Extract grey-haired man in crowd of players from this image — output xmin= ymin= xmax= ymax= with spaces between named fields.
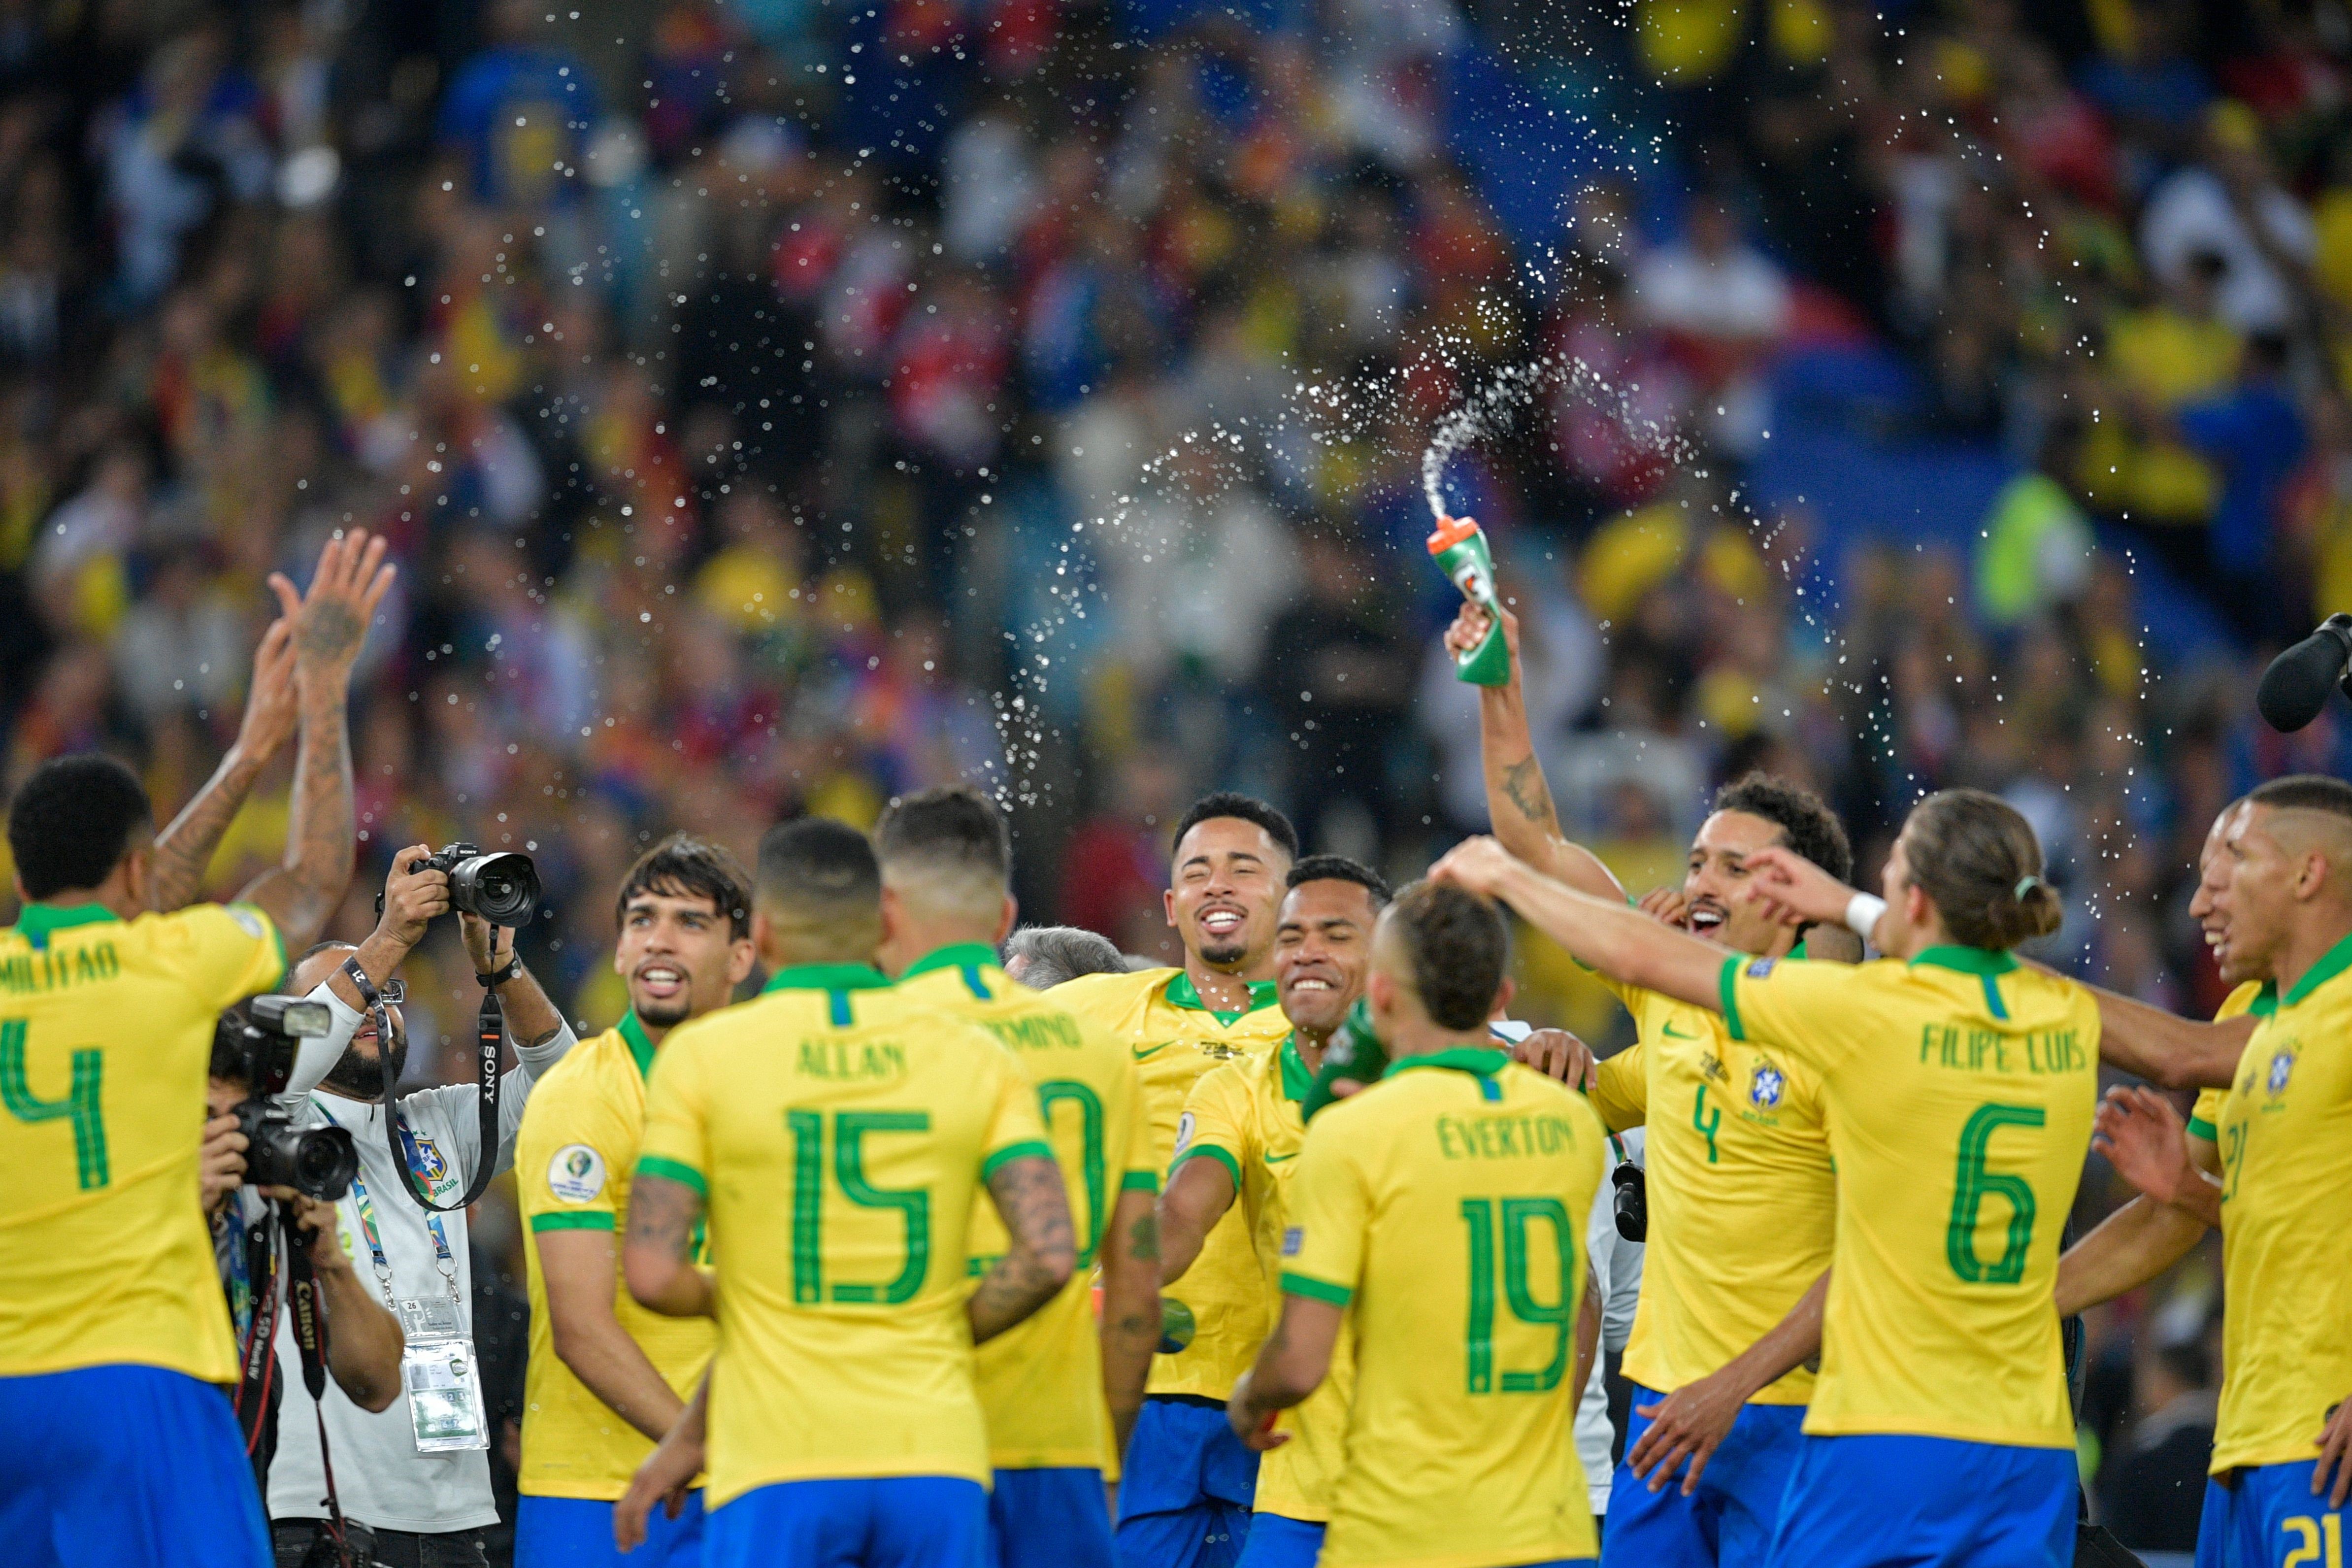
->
xmin=259 ymin=845 xmax=577 ymax=1568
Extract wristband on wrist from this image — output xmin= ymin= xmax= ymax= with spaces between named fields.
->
xmin=477 ymin=954 xmax=524 ymax=988
xmin=1845 ymin=892 xmax=1887 ymax=945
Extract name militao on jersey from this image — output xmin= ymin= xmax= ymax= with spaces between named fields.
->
xmin=896 ymin=943 xmax=1157 ymax=1473
xmin=515 ymin=1012 xmax=715 ymax=1499
xmin=1053 ymin=966 xmax=1290 ymax=1401
xmin=637 ymin=963 xmax=1050 ymax=1506
xmin=0 ymin=900 xmax=284 ymax=1385
xmin=1723 ymin=948 xmax=2099 ymax=1448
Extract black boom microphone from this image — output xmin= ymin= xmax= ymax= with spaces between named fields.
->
xmin=2257 ymin=614 xmax=2352 ymax=733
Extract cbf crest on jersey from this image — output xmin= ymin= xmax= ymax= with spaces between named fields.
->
xmin=1749 ymin=1061 xmax=1787 ymax=1111
xmin=2266 ymin=1044 xmax=2296 ymax=1097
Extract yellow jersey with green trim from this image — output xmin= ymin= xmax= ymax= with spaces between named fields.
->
xmin=1052 ymin=965 xmax=1290 ymax=1400
xmin=2185 ymin=980 xmax=2274 ymax=1144
xmin=897 ymin=943 xmax=1156 ymax=1472
xmin=515 ymin=1012 xmax=715 ymax=1499
xmin=2212 ymin=933 xmax=2352 ymax=1472
xmin=1283 ymin=1047 xmax=1606 ymax=1568
xmin=1179 ymin=1036 xmax=1352 ymax=1523
xmin=1722 ymin=947 xmax=2098 ymax=1447
xmin=0 ymin=900 xmax=285 ymax=1382
xmin=637 ymin=963 xmax=1052 ymax=1505
xmin=1587 ymin=966 xmax=1832 ymax=1404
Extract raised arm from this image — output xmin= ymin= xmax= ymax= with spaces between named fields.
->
xmin=149 ymin=620 xmax=299 ymax=911
xmin=968 ymin=1154 xmax=1078 ymax=1343
xmin=623 ymin=1170 xmax=716 ymax=1319
xmin=1432 ymin=837 xmax=1729 ymax=1011
xmin=1097 ymin=1186 xmax=1161 ymax=1460
xmin=1447 ymin=603 xmax=1627 ymax=903
xmin=235 ymin=531 xmax=396 ymax=948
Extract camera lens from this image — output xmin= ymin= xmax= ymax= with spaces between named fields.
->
xmin=292 ymin=1125 xmax=359 ymax=1202
xmin=450 ymin=852 xmax=540 ymax=925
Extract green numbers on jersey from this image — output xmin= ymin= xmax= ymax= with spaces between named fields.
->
xmin=786 ymin=1108 xmax=932 ymax=1304
xmin=0 ymin=1020 xmax=107 ymax=1190
xmin=1458 ymin=1197 xmax=1575 ymax=1394
xmin=1946 ymin=1102 xmax=2043 ymax=1285
xmin=1037 ymin=1079 xmax=1107 ymax=1268
xmin=2221 ymin=1121 xmax=2249 ymax=1203
xmin=1692 ymin=1083 xmax=1722 ymax=1164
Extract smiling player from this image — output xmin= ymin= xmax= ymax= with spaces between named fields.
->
xmin=513 ymin=836 xmax=757 ymax=1568
xmin=1055 ymin=794 xmax=1298 ymax=1568
xmin=1444 ymin=601 xmax=1855 ymax=1566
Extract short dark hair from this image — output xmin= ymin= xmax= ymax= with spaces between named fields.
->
xmin=1286 ymin=854 xmax=1392 ymax=907
xmin=617 ymin=834 xmax=753 ymax=940
xmin=1001 ymin=925 xmax=1130 ymax=988
xmin=757 ymin=817 xmax=882 ymax=916
xmin=1902 ymin=789 xmax=2063 ymax=950
xmin=1386 ymin=880 xmax=1510 ymax=1031
xmin=1171 ymin=792 xmax=1298 ymax=862
xmin=1712 ymin=772 xmax=1852 ymax=882
xmin=2248 ymin=774 xmax=2352 ymax=822
xmin=7 ymin=755 xmax=154 ymax=900
xmin=873 ymin=786 xmax=1013 ymax=888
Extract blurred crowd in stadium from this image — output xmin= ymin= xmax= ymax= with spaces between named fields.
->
xmin=3 ymin=0 xmax=2350 ymax=1550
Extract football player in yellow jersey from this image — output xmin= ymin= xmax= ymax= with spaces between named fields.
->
xmin=1162 ymin=854 xmax=1390 ymax=1568
xmin=1052 ymin=792 xmax=1298 ymax=1568
xmin=618 ymin=816 xmax=1077 ymax=1568
xmin=0 ymin=530 xmax=387 ymax=1568
xmin=2056 ymin=801 xmax=2261 ymax=1317
xmin=871 ymin=784 xmax=1162 ymax=1568
xmin=1231 ymin=880 xmax=1608 ymax=1568
xmin=512 ymin=834 xmax=756 ymax=1568
xmin=2083 ymin=778 xmax=2352 ymax=1568
xmin=1443 ymin=601 xmax=1853 ymax=1567
xmin=1436 ymin=784 xmax=2102 ymax=1568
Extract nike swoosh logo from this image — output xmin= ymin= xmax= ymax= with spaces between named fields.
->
xmin=1133 ymin=1043 xmax=1175 ymax=1061
xmin=1263 ymin=1152 xmax=1298 ymax=1164
xmin=1660 ymin=1022 xmax=1699 ymax=1039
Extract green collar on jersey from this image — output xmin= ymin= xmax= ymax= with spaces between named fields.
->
xmin=1386 ymin=1045 xmax=1512 ymax=1079
xmin=14 ymin=902 xmax=119 ymax=942
xmin=1907 ymin=945 xmax=2021 ymax=976
xmin=2282 ymin=929 xmax=2352 ymax=1009
xmin=762 ymin=963 xmax=893 ymax=995
xmin=618 ymin=1011 xmax=656 ymax=1080
xmin=902 ymin=942 xmax=1002 ymax=981
xmin=1278 ymin=1034 xmax=1313 ymax=1101
xmin=2246 ymin=980 xmax=2279 ymax=1017
xmin=1165 ymin=970 xmax=1279 ymax=1026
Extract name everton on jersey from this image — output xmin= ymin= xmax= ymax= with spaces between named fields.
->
xmin=1434 ymin=1110 xmax=1587 ymax=1162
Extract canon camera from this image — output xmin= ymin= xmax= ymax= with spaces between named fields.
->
xmin=211 ymin=995 xmax=358 ymax=1201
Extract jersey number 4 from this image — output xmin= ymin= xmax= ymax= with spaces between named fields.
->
xmin=1459 ymin=1197 xmax=1575 ymax=1394
xmin=786 ymin=1108 xmax=930 ymax=1304
xmin=0 ymin=1020 xmax=108 ymax=1190
xmin=1947 ymin=1102 xmax=2042 ymax=1285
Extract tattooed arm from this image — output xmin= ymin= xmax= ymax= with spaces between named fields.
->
xmin=969 ymin=1154 xmax=1077 ymax=1344
xmin=1098 ymin=1187 xmax=1161 ymax=1459
xmin=623 ymin=1172 xmax=716 ymax=1318
xmin=1442 ymin=602 xmax=1625 ymax=902
xmin=150 ymin=619 xmax=299 ymax=911
xmin=1156 ymin=1150 xmax=1235 ymax=1285
xmin=1227 ymin=1294 xmax=1342 ymax=1448
xmin=236 ymin=530 xmax=397 ymax=949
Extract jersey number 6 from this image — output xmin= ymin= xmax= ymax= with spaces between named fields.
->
xmin=1947 ymin=1101 xmax=2043 ymax=1285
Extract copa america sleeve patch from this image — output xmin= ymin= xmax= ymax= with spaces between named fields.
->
xmin=228 ymin=905 xmax=265 ymax=939
xmin=1282 ymin=1226 xmax=1304 ymax=1257
xmin=547 ymin=1143 xmax=608 ymax=1203
xmin=1173 ymin=1112 xmax=1195 ymax=1156
xmin=1747 ymin=958 xmax=1777 ymax=979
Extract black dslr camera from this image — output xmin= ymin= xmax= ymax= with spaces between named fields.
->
xmin=381 ymin=842 xmax=541 ymax=925
xmin=212 ymin=995 xmax=359 ymax=1201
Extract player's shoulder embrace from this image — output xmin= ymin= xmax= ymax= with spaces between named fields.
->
xmin=1050 ymin=965 xmax=1172 ymax=1013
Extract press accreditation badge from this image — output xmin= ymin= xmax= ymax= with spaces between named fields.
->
xmin=396 ymin=1297 xmax=490 ymax=1453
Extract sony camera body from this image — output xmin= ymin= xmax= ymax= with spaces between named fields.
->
xmin=379 ymin=841 xmax=540 ymax=926
xmin=212 ymin=995 xmax=359 ymax=1201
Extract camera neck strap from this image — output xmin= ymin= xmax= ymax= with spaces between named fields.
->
xmin=281 ymin=1206 xmax=362 ymax=1568
xmin=341 ymin=952 xmax=503 ymax=1215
